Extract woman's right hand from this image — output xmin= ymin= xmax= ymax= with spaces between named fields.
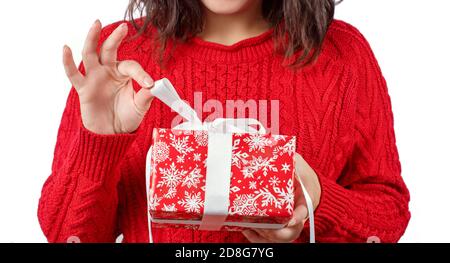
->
xmin=63 ymin=20 xmax=155 ymax=135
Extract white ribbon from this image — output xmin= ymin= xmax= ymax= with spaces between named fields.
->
xmin=295 ymin=169 xmax=315 ymax=243
xmin=147 ymin=78 xmax=315 ymax=243
xmin=151 ymin=79 xmax=266 ymax=134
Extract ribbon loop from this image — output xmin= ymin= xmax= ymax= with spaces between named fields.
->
xmin=152 ymin=78 xmax=202 ymax=125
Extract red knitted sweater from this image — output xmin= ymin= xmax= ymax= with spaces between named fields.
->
xmin=38 ymin=19 xmax=410 ymax=243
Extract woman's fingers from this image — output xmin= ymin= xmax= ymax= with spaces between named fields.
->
xmin=100 ymin=23 xmax=128 ymax=65
xmin=117 ymin=60 xmax=154 ymax=88
xmin=82 ymin=20 xmax=102 ymax=72
xmin=253 ymin=222 xmax=303 ymax=243
xmin=134 ymin=86 xmax=155 ymax=116
xmin=117 ymin=60 xmax=154 ymax=116
xmin=288 ymin=204 xmax=309 ymax=227
xmin=249 ymin=204 xmax=308 ymax=243
xmin=242 ymin=230 xmax=272 ymax=243
xmin=62 ymin=45 xmax=84 ymax=89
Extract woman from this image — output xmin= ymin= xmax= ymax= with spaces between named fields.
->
xmin=38 ymin=0 xmax=410 ymax=243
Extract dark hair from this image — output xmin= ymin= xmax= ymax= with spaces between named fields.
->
xmin=126 ymin=0 xmax=341 ymax=67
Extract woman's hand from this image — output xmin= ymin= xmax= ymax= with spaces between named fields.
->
xmin=243 ymin=153 xmax=321 ymax=243
xmin=63 ymin=20 xmax=155 ymax=135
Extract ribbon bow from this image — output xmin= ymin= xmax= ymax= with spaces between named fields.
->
xmin=151 ymin=78 xmax=266 ymax=134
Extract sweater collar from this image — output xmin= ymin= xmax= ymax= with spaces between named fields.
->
xmin=175 ymin=28 xmax=276 ymax=63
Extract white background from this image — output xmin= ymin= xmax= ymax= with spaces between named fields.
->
xmin=0 ymin=0 xmax=449 ymax=243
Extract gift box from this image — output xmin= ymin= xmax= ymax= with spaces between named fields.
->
xmin=148 ymin=128 xmax=297 ymax=230
xmin=145 ymin=79 xmax=298 ymax=231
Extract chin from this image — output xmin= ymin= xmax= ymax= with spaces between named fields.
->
xmin=200 ymin=0 xmax=260 ymax=15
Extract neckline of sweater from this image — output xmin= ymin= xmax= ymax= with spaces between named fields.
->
xmin=176 ymin=27 xmax=277 ymax=63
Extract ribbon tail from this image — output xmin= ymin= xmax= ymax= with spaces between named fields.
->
xmin=199 ymin=132 xmax=233 ymax=230
xmin=152 ymin=79 xmax=202 ymax=125
xmin=294 ymin=166 xmax=316 ymax=243
xmin=146 ymin=146 xmax=154 ymax=243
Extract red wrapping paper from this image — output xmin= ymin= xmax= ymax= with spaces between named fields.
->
xmin=148 ymin=128 xmax=296 ymax=230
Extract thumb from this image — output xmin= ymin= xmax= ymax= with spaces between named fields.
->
xmin=287 ymin=204 xmax=308 ymax=227
xmin=134 ymin=86 xmax=154 ymax=115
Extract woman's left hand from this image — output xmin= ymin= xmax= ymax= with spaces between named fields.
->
xmin=243 ymin=153 xmax=322 ymax=243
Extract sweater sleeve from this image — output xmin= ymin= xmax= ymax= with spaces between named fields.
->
xmin=37 ymin=23 xmax=137 ymax=243
xmin=310 ymin=27 xmax=411 ymax=243
xmin=37 ymin=87 xmax=136 ymax=243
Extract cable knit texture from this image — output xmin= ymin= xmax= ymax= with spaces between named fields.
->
xmin=38 ymin=19 xmax=410 ymax=243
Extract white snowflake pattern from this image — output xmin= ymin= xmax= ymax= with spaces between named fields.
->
xmin=149 ymin=193 xmax=162 ymax=210
xmin=182 ymin=166 xmax=202 ymax=189
xmin=256 ymin=208 xmax=268 ymax=217
xmin=272 ymin=135 xmax=287 ymax=142
xmin=230 ymin=186 xmax=241 ymax=193
xmin=162 ymin=203 xmax=177 ymax=212
xmin=242 ymin=155 xmax=278 ymax=178
xmin=274 ymin=179 xmax=295 ymax=213
xmin=193 ymin=153 xmax=202 ymax=162
xmin=284 ymin=138 xmax=296 ymax=156
xmin=272 ymin=137 xmax=296 ymax=157
xmin=231 ymin=139 xmax=249 ymax=169
xmin=157 ymin=162 xmax=187 ymax=189
xmin=275 ymin=138 xmax=296 ymax=156
xmin=176 ymin=155 xmax=185 ymax=163
xmin=231 ymin=151 xmax=249 ymax=169
xmin=178 ymin=191 xmax=204 ymax=213
xmin=194 ymin=131 xmax=208 ymax=146
xmin=281 ymin=163 xmax=291 ymax=174
xmin=164 ymin=187 xmax=177 ymax=198
xmin=249 ymin=181 xmax=257 ymax=190
xmin=232 ymin=139 xmax=241 ymax=149
xmin=229 ymin=194 xmax=258 ymax=216
xmin=152 ymin=141 xmax=170 ymax=163
xmin=254 ymin=187 xmax=281 ymax=209
xmin=230 ymin=185 xmax=289 ymax=216
xmin=269 ymin=176 xmax=280 ymax=187
xmin=170 ymin=134 xmax=194 ymax=155
xmin=243 ymin=134 xmax=273 ymax=153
